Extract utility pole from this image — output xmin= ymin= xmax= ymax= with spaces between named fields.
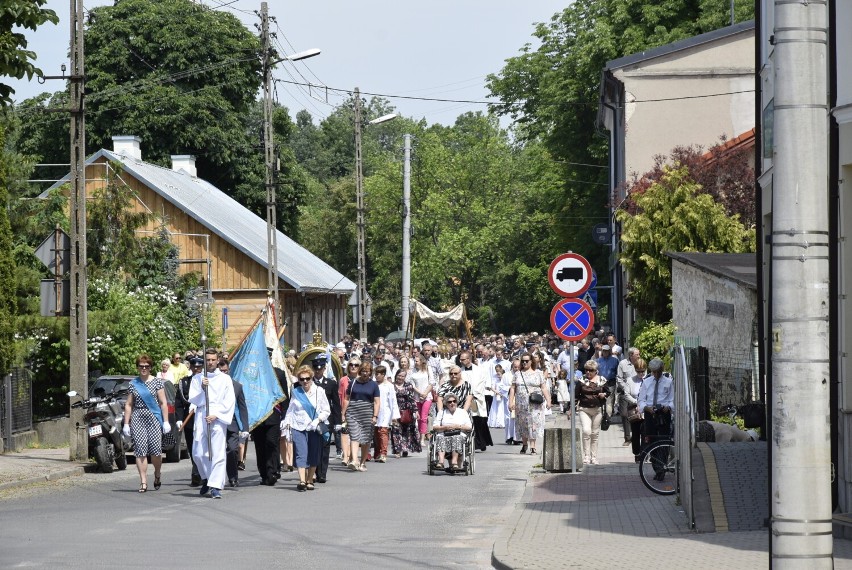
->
xmin=261 ymin=2 xmax=280 ymax=329
xmin=401 ymin=134 xmax=411 ymax=332
xmin=770 ymin=1 xmax=832 ymax=566
xmin=354 ymin=88 xmax=368 ymax=342
xmin=68 ymin=0 xmax=88 ymax=462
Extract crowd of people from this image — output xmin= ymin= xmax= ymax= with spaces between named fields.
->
xmin=120 ymin=329 xmax=674 ymax=496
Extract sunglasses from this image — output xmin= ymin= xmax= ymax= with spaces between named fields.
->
xmin=137 ymin=364 xmax=151 ymax=369
xmin=298 ymin=377 xmax=312 ymax=382
xmin=449 ymin=372 xmax=460 ymax=376
xmin=348 ymin=364 xmax=359 ymax=368
xmin=521 ymin=359 xmax=531 ymax=363
xmin=446 ymin=400 xmax=457 ymax=405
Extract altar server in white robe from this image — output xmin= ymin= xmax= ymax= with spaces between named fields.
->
xmin=189 ymin=348 xmax=235 ymax=498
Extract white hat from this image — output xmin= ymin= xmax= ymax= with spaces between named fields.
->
xmin=335 ymin=342 xmax=345 ymax=350
xmin=612 ymin=346 xmax=622 ymax=356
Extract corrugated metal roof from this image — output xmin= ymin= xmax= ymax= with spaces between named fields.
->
xmin=47 ymin=150 xmax=355 ymax=294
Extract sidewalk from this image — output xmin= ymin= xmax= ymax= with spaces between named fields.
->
xmin=0 ymin=447 xmax=89 ymax=492
xmin=492 ymin=412 xmax=852 ymax=569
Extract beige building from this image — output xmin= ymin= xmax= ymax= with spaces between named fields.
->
xmin=597 ymin=20 xmax=755 ymax=344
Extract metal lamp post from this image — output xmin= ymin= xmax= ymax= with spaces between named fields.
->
xmin=353 ymin=89 xmax=396 ymax=341
xmin=261 ymin=2 xmax=320 ymax=328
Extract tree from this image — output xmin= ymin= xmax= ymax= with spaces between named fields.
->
xmin=486 ymin=0 xmax=755 ymax=284
xmin=0 ymin=123 xmax=18 ymax=374
xmin=0 ymin=0 xmax=58 ymax=105
xmin=615 ymin=166 xmax=755 ymax=321
xmin=627 ymin=137 xmax=756 ymax=227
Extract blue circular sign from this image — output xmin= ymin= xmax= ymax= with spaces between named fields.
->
xmin=550 ymin=298 xmax=595 ymax=342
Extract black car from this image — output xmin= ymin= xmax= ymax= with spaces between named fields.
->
xmin=89 ymin=374 xmax=187 ymax=463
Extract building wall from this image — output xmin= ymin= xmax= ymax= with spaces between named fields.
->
xmin=671 ymin=260 xmax=757 ymax=363
xmin=614 ymin=30 xmax=755 ymax=178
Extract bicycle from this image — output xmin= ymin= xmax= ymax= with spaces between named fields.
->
xmin=638 ymin=409 xmax=677 ymax=495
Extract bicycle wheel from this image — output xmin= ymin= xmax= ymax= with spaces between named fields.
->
xmin=639 ymin=440 xmax=676 ymax=495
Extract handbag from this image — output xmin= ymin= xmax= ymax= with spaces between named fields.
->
xmin=442 ymin=429 xmax=461 ymax=437
xmin=519 ymin=372 xmax=545 ymax=406
xmin=317 ymin=421 xmax=331 ymax=444
xmin=399 ymin=409 xmax=414 ymax=425
xmin=162 ymin=428 xmax=176 ymax=450
xmin=600 ymin=408 xmax=611 ymax=431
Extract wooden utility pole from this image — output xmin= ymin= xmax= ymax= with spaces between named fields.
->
xmin=260 ymin=2 xmax=280 ymax=328
xmin=68 ymin=0 xmax=88 ymax=462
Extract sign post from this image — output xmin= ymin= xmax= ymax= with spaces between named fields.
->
xmin=548 ymin=252 xmax=595 ymax=474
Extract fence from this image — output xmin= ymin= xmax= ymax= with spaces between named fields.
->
xmin=672 ymin=344 xmax=696 ymax=529
xmin=1 ymin=368 xmax=34 ymax=448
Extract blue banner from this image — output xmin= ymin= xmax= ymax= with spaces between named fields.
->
xmin=229 ymin=320 xmax=286 ymax=430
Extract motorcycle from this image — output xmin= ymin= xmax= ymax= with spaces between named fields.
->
xmin=67 ymin=389 xmax=132 ymax=473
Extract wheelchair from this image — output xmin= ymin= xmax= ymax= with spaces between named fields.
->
xmin=426 ymin=412 xmax=475 ymax=476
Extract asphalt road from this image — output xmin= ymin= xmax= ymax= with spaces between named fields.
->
xmin=0 ymin=427 xmax=532 ymax=569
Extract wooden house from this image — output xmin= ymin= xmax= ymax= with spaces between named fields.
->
xmin=48 ymin=136 xmax=354 ymax=350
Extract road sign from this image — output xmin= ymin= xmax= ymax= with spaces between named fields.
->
xmin=592 ymin=223 xmax=610 ymax=245
xmin=550 ymin=298 xmax=595 ymax=342
xmin=35 ymin=229 xmax=71 ymax=275
xmin=548 ymin=253 xmax=593 ymax=297
xmin=582 ymin=290 xmax=597 ymax=310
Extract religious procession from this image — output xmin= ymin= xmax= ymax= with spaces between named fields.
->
xmin=120 ymin=299 xmax=672 ymax=498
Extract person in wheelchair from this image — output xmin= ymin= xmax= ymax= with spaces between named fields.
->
xmin=433 ymin=395 xmax=472 ymax=471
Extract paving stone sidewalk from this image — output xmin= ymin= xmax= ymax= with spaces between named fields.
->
xmin=492 ymin=412 xmax=852 ymax=569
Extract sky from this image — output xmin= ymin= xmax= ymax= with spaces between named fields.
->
xmin=9 ymin=0 xmax=571 ymax=127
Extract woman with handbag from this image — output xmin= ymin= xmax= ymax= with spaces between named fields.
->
xmin=507 ymin=354 xmax=551 ymax=455
xmin=574 ymin=360 xmax=610 ymax=465
xmin=390 ymin=369 xmax=421 ymax=457
xmin=281 ymin=365 xmax=330 ymax=491
xmin=625 ymin=358 xmax=647 ymax=461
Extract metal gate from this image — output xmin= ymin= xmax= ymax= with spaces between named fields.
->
xmin=1 ymin=368 xmax=33 ymax=448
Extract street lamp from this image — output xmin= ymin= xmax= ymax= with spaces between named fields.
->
xmin=353 ymin=87 xmax=397 ymax=341
xmin=260 ymin=2 xmax=320 ymax=328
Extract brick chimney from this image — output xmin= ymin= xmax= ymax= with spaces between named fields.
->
xmin=170 ymin=155 xmax=197 ymax=177
xmin=111 ymin=135 xmax=142 ymax=160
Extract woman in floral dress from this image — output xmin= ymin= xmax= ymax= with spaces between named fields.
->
xmin=390 ymin=369 xmax=421 ymax=456
xmin=508 ymin=354 xmax=551 ymax=455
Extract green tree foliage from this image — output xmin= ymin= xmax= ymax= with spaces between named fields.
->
xmin=616 ymin=166 xmax=755 ymax=321
xmin=630 ymin=319 xmax=676 ymax=369
xmin=486 ymin=0 xmax=754 ymax=285
xmin=0 ymin=0 xmax=58 ymax=105
xmin=0 ymin=123 xmax=18 ymax=374
xmin=299 ymin=109 xmax=566 ymax=335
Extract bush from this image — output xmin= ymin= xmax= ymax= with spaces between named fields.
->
xmin=630 ymin=319 xmax=675 ymax=368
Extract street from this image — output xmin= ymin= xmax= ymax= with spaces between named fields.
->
xmin=0 ymin=427 xmax=529 ymax=569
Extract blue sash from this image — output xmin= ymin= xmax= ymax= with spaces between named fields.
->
xmin=293 ymin=386 xmax=317 ymax=418
xmin=132 ymin=377 xmax=163 ymax=424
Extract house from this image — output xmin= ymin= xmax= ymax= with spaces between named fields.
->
xmin=668 ymin=252 xmax=758 ymax=411
xmin=597 ymin=20 xmax=756 ymax=344
xmin=47 ymin=136 xmax=355 ymax=350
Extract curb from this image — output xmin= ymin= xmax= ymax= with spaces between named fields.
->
xmin=0 ymin=464 xmax=88 ymax=492
xmin=491 ymin=470 xmax=537 ymax=570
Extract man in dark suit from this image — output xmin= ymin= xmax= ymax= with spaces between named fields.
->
xmin=311 ymin=355 xmax=340 ymax=484
xmin=219 ymin=358 xmax=249 ymax=487
xmin=251 ymin=365 xmax=286 ymax=487
xmin=176 ymin=356 xmax=203 ymax=486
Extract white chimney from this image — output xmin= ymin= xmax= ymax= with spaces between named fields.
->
xmin=111 ymin=135 xmax=142 ymax=160
xmin=171 ymin=155 xmax=197 ymax=177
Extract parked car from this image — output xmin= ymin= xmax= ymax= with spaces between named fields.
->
xmin=89 ymin=375 xmax=187 ymax=463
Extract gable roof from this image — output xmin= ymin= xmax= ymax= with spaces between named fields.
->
xmin=666 ymin=252 xmax=756 ymax=290
xmin=47 ymin=149 xmax=355 ymax=294
xmin=605 ymin=20 xmax=755 ymax=71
